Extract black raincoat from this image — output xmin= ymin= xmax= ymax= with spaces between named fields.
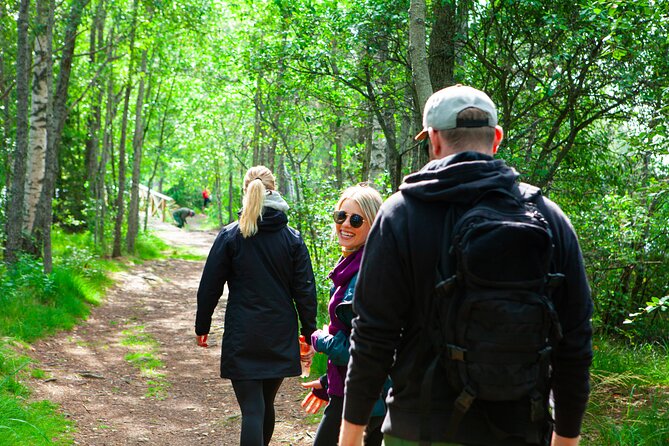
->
xmin=195 ymin=208 xmax=317 ymax=380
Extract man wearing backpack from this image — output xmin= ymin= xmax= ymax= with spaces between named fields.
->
xmin=340 ymin=85 xmax=592 ymax=446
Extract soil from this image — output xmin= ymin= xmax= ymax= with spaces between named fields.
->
xmin=29 ymin=214 xmax=318 ymax=445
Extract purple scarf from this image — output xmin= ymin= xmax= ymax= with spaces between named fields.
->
xmin=325 ymin=248 xmax=363 ymax=397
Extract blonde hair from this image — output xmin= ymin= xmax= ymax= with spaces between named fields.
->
xmin=335 ymin=183 xmax=383 ymax=225
xmin=239 ymin=166 xmax=276 ymax=238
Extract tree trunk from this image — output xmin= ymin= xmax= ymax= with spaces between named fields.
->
xmin=96 ymin=24 xmax=116 ymax=254
xmin=1 ymin=23 xmax=11 ymax=195
xmin=409 ymin=0 xmax=433 ymax=114
xmin=227 ymin=149 xmax=233 ymax=224
xmin=213 ymin=157 xmax=223 ymax=226
xmin=23 ymin=0 xmax=52 ymax=247
xmin=40 ymin=0 xmax=88 ymax=271
xmin=112 ymin=0 xmax=138 ymax=258
xmin=252 ymin=72 xmax=263 ymax=166
xmin=85 ymin=0 xmax=105 ymax=202
xmin=5 ymin=0 xmax=32 ymax=264
xmin=126 ymin=49 xmax=148 ymax=253
xmin=143 ymin=75 xmax=174 ymax=232
xmin=428 ymin=0 xmax=457 ymax=91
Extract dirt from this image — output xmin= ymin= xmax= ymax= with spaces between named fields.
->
xmin=29 ymin=215 xmax=318 ymax=445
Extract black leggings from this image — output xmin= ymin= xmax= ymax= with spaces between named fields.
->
xmin=231 ymin=378 xmax=284 ymax=446
xmin=313 ymin=395 xmax=383 ymax=446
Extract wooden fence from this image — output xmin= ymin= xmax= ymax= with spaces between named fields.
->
xmin=139 ymin=184 xmax=174 ymax=222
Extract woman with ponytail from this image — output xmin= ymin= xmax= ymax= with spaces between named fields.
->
xmin=195 ymin=166 xmax=317 ymax=446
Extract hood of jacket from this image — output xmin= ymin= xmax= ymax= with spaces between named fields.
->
xmin=256 ymin=207 xmax=288 ymax=232
xmin=235 ymin=191 xmax=290 ymax=233
xmin=399 ymin=151 xmax=520 ymax=203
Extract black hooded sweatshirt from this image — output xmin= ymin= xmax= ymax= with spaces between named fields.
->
xmin=343 ymin=152 xmax=592 ymax=445
xmin=195 ymin=207 xmax=317 ymax=380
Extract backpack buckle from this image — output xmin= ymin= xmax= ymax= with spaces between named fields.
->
xmin=455 ymin=385 xmax=477 ymax=413
xmin=435 ymin=275 xmax=456 ymax=298
xmin=546 ymin=273 xmax=565 ymax=288
xmin=538 ymin=346 xmax=552 ymax=361
xmin=530 ymin=390 xmax=544 ymax=422
xmin=447 ymin=344 xmax=467 ymax=361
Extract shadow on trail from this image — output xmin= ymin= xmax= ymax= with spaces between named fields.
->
xmin=27 ymin=215 xmax=316 ymax=445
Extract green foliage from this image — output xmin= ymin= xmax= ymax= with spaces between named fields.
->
xmin=133 ymin=231 xmax=170 ymax=261
xmin=584 ymin=337 xmax=669 ymax=445
xmin=0 ymin=344 xmax=73 ymax=445
xmin=0 ymin=230 xmax=111 ymax=342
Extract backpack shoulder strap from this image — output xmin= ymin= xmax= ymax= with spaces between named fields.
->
xmin=517 ymin=182 xmax=541 ymax=202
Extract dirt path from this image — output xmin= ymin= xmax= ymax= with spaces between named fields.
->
xmin=29 ymin=216 xmax=317 ymax=445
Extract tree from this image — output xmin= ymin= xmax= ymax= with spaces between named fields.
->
xmin=112 ymin=0 xmax=139 ymax=258
xmin=126 ymin=49 xmax=148 ymax=253
xmin=5 ymin=0 xmax=32 ymax=264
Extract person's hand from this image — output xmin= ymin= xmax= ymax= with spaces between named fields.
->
xmin=301 ymin=379 xmax=323 ymax=390
xmin=301 ymin=391 xmax=327 ymax=413
xmin=196 ymin=334 xmax=208 ymax=348
xmin=300 ymin=380 xmax=326 ymax=414
xmin=300 ymin=340 xmax=315 ymax=362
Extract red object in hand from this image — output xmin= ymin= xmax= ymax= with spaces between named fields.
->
xmin=301 ymin=391 xmax=327 ymax=414
xmin=197 ymin=334 xmax=208 ymax=348
xmin=299 ymin=335 xmax=313 ymax=377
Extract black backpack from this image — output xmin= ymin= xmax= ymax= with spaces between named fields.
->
xmin=418 ymin=184 xmax=564 ymax=446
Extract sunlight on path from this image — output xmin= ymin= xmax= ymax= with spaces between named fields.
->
xmin=147 ymin=214 xmax=218 ymax=258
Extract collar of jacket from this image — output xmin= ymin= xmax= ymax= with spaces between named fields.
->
xmin=399 ymin=151 xmax=519 ymax=204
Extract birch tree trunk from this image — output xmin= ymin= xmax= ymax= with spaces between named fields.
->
xmin=409 ymin=0 xmax=433 ymax=114
xmin=39 ymin=0 xmax=87 ymax=271
xmin=38 ymin=0 xmax=56 ymax=272
xmin=5 ymin=0 xmax=32 ymax=264
xmin=23 ymin=0 xmax=52 ymax=243
xmin=126 ymin=49 xmax=148 ymax=253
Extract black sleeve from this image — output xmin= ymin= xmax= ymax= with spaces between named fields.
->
xmin=541 ymin=198 xmax=593 ymax=438
xmin=344 ymin=200 xmax=412 ymax=425
xmin=291 ymin=236 xmax=317 ymax=343
xmin=195 ymin=227 xmax=234 ymax=335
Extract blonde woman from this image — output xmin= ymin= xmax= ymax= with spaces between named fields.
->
xmin=302 ymin=183 xmax=387 ymax=446
xmin=195 ymin=166 xmax=317 ymax=446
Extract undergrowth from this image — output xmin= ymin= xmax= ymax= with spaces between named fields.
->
xmin=582 ymin=336 xmax=669 ymax=445
xmin=0 ymin=228 xmax=170 ymax=445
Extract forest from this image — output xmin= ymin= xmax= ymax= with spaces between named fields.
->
xmin=0 ymin=0 xmax=668 ymax=444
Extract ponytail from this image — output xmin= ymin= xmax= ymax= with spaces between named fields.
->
xmin=239 ymin=166 xmax=276 ymax=238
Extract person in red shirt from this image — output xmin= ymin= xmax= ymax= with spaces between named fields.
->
xmin=202 ymin=187 xmax=211 ymax=209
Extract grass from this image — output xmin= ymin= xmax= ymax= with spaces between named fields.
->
xmin=582 ymin=336 xmax=669 ymax=445
xmin=120 ymin=326 xmax=170 ymax=399
xmin=0 ymin=227 xmax=180 ymax=445
xmin=0 ymin=343 xmax=73 ymax=445
xmin=135 ymin=230 xmax=207 ymax=261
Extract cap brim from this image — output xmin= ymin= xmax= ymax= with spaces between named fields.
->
xmin=414 ymin=129 xmax=428 ymax=141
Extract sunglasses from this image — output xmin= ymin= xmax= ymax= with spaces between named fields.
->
xmin=333 ymin=210 xmax=365 ymax=228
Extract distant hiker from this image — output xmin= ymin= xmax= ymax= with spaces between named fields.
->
xmin=195 ymin=165 xmax=317 ymax=446
xmin=202 ymin=187 xmax=211 ymax=209
xmin=339 ymin=85 xmax=593 ymax=446
xmin=302 ymin=183 xmax=388 ymax=446
xmin=172 ymin=208 xmax=195 ymax=228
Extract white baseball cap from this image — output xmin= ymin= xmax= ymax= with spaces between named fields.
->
xmin=415 ymin=85 xmax=498 ymax=140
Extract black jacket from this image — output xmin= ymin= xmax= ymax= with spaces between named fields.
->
xmin=195 ymin=208 xmax=317 ymax=380
xmin=343 ymin=152 xmax=593 ymax=444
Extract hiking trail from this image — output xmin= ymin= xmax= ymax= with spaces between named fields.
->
xmin=29 ymin=215 xmax=316 ymax=445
